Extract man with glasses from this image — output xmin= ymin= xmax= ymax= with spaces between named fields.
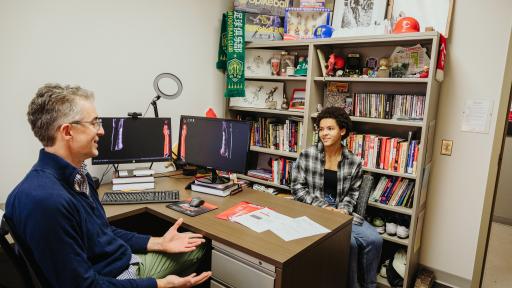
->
xmin=5 ymin=83 xmax=211 ymax=287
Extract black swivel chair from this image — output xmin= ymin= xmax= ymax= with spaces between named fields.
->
xmin=0 ymin=216 xmax=49 ymax=288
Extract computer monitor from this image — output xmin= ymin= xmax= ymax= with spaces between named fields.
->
xmin=92 ymin=117 xmax=172 ymax=165
xmin=178 ymin=115 xmax=251 ymax=184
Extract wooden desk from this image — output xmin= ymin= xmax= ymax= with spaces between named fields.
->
xmin=100 ymin=177 xmax=352 ymax=288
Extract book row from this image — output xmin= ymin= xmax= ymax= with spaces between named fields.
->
xmin=247 ymin=157 xmax=293 ymax=186
xmin=353 ymin=94 xmax=425 ymax=120
xmin=244 ymin=116 xmax=304 ymax=153
xmin=369 ymin=176 xmax=415 ymax=208
xmin=345 ymin=133 xmax=419 ymax=175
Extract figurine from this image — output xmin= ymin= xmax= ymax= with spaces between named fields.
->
xmin=377 ymin=57 xmax=390 ymax=78
xmin=419 ymin=66 xmax=429 ymax=78
xmin=281 ymin=93 xmax=289 ymax=110
xmin=326 ymin=53 xmax=345 ymax=76
xmin=294 ymin=56 xmax=308 ymax=76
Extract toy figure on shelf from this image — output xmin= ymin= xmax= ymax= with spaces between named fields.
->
xmin=326 ymin=53 xmax=345 ymax=76
xmin=419 ymin=66 xmax=430 ymax=78
xmin=377 ymin=57 xmax=390 ymax=78
xmin=294 ymin=56 xmax=308 ymax=76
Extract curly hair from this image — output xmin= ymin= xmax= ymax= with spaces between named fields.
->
xmin=316 ymin=106 xmax=353 ymax=141
xmin=27 ymin=83 xmax=94 ymax=147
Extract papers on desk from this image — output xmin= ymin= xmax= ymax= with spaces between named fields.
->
xmin=231 ymin=208 xmax=330 ymax=241
xmin=231 ymin=208 xmax=292 ymax=233
xmin=269 ymin=216 xmax=330 ymax=241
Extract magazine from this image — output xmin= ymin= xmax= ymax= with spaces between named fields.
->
xmin=216 ymin=201 xmax=264 ymax=221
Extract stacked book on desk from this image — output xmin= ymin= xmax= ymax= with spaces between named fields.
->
xmin=112 ymin=172 xmax=155 ymax=191
xmin=190 ymin=178 xmax=242 ymax=197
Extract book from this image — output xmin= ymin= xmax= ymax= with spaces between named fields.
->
xmin=194 ymin=178 xmax=235 ymax=190
xmin=190 ymin=183 xmax=242 ymax=197
xmin=116 ymin=169 xmax=155 ymax=178
xmin=112 ymin=176 xmax=154 ymax=185
xmin=216 ymin=201 xmax=264 ymax=220
xmin=166 ymin=200 xmax=218 ymax=217
xmin=112 ymin=182 xmax=155 ymax=191
xmin=316 ymin=49 xmax=327 ymax=76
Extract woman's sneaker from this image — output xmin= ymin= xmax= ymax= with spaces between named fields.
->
xmin=397 ymin=224 xmax=409 ymax=239
xmin=372 ymin=217 xmax=385 ymax=234
xmin=380 ymin=259 xmax=389 ymax=278
xmin=386 ymin=221 xmax=397 ymax=236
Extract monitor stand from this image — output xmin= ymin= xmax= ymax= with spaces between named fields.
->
xmin=200 ymin=168 xmax=230 ymax=184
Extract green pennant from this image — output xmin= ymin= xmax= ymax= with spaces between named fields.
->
xmin=216 ymin=11 xmax=245 ymax=98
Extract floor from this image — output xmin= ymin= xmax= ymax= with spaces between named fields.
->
xmin=481 ymin=222 xmax=512 ymax=287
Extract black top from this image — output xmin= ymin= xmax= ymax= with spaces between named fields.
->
xmin=323 ymin=169 xmax=338 ymax=206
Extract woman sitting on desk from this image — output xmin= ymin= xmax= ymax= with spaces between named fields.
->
xmin=291 ymin=106 xmax=382 ymax=288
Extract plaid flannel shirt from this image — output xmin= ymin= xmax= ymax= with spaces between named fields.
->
xmin=291 ymin=142 xmax=364 ymax=225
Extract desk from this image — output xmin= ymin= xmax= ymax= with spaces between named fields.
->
xmin=100 ymin=177 xmax=352 ymax=288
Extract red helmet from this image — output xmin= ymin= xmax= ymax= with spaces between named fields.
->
xmin=392 ymin=17 xmax=420 ymax=34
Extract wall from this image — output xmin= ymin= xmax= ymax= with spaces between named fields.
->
xmin=0 ymin=0 xmax=232 ymax=202
xmin=419 ymin=0 xmax=512 ymax=285
xmin=494 ymin=136 xmax=512 ymax=225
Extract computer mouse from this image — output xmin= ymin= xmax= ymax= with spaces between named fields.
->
xmin=189 ymin=197 xmax=205 ymax=208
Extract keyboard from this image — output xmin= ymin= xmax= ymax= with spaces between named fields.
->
xmin=101 ymin=190 xmax=180 ymax=205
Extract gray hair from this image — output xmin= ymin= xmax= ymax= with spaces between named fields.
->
xmin=27 ymin=83 xmax=95 ymax=147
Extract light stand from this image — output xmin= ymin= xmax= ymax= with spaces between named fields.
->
xmin=150 ymin=73 xmax=183 ymax=117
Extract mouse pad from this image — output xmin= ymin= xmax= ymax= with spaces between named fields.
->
xmin=167 ymin=201 xmax=218 ymax=217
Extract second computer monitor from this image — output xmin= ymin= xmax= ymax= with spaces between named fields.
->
xmin=178 ymin=115 xmax=251 ymax=175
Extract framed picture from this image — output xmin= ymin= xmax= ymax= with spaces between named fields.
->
xmin=229 ymin=81 xmax=285 ymax=109
xmin=289 ymin=88 xmax=306 ymax=111
xmin=284 ymin=8 xmax=331 ymax=39
xmin=391 ymin=0 xmax=454 ymax=37
xmin=245 ymin=49 xmax=284 ymax=76
xmin=323 ymin=82 xmax=353 ymax=115
xmin=331 ymin=0 xmax=388 ymax=37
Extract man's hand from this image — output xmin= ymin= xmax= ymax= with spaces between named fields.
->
xmin=156 ymin=272 xmax=212 ymax=288
xmin=147 ymin=218 xmax=205 ymax=253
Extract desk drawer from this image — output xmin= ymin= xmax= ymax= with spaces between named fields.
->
xmin=211 ymin=250 xmax=275 ymax=288
xmin=210 ymin=279 xmax=228 ymax=288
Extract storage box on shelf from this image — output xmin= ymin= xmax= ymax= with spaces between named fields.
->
xmin=225 ymin=33 xmax=441 ymax=288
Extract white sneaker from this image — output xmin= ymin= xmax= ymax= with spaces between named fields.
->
xmin=386 ymin=222 xmax=397 ymax=236
xmin=396 ymin=224 xmax=409 ymax=239
xmin=380 ymin=260 xmax=389 ymax=278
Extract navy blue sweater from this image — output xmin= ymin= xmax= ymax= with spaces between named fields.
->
xmin=6 ymin=149 xmax=157 ymax=287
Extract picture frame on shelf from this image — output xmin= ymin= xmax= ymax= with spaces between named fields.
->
xmin=391 ymin=0 xmax=454 ymax=37
xmin=323 ymin=82 xmax=353 ymax=115
xmin=284 ymin=7 xmax=331 ymax=39
xmin=331 ymin=0 xmax=388 ymax=37
xmin=245 ymin=49 xmax=285 ymax=76
xmin=229 ymin=81 xmax=285 ymax=109
xmin=289 ymin=88 xmax=306 ymax=111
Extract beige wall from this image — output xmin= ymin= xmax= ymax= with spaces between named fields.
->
xmin=494 ymin=136 xmax=512 ymax=224
xmin=419 ymin=0 xmax=512 ymax=285
xmin=0 ymin=0 xmax=232 ymax=201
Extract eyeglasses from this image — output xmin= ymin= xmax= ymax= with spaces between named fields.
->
xmin=69 ymin=118 xmax=103 ymax=131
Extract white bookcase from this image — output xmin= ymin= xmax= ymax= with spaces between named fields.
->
xmin=227 ymin=32 xmax=441 ymax=288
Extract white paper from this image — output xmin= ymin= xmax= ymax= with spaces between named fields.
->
xmin=461 ymin=99 xmax=493 ymax=133
xmin=269 ymin=216 xmax=330 ymax=241
xmin=232 ymin=208 xmax=292 ymax=233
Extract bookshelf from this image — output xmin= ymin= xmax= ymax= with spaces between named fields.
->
xmin=226 ymin=32 xmax=441 ymax=288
